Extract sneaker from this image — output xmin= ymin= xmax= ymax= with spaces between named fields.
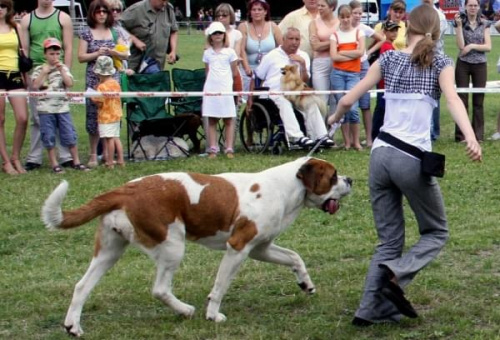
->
xmin=320 ymin=138 xmax=335 ymax=148
xmin=489 ymin=132 xmax=500 ymax=140
xmin=25 ymin=162 xmax=41 ymax=171
xmin=293 ymin=136 xmax=314 ymax=148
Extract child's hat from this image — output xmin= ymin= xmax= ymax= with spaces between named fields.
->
xmin=206 ymin=21 xmax=226 ymax=35
xmin=383 ymin=20 xmax=399 ymax=31
xmin=93 ymin=56 xmax=116 ymax=76
xmin=43 ymin=37 xmax=62 ymax=49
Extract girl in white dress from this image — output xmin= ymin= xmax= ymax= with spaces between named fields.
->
xmin=202 ymin=21 xmax=238 ymax=158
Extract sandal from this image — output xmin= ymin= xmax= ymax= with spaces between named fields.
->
xmin=52 ymin=166 xmax=65 ymax=174
xmin=73 ymin=164 xmax=91 ymax=172
xmin=2 ymin=162 xmax=18 ymax=175
xmin=87 ymin=154 xmax=98 ymax=168
xmin=11 ymin=159 xmax=26 ymax=174
xmin=225 ymin=148 xmax=234 ymax=159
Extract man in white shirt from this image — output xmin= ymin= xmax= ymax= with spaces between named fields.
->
xmin=278 ymin=0 xmax=319 ymax=58
xmin=252 ymin=28 xmax=333 ymax=148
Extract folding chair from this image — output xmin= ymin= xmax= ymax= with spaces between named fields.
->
xmin=171 ymin=68 xmax=229 ymax=152
xmin=125 ymin=71 xmax=201 ymax=161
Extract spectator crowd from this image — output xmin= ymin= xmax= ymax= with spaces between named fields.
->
xmin=0 ymin=0 xmax=498 ymax=172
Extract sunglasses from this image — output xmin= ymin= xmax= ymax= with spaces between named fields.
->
xmin=217 ymin=13 xmax=229 ymax=17
xmin=94 ymin=9 xmax=109 ymax=15
xmin=211 ymin=31 xmax=225 ymax=35
xmin=0 ymin=4 xmax=9 ymax=9
xmin=111 ymin=8 xmax=122 ymax=13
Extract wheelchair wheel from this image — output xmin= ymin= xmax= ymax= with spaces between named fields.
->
xmin=271 ymin=143 xmax=283 ymax=155
xmin=239 ymin=102 xmax=272 ymax=153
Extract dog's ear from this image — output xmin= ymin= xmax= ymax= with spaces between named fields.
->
xmin=297 ymin=160 xmax=336 ymax=195
xmin=296 ymin=162 xmax=315 ymax=191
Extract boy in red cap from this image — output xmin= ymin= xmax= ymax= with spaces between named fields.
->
xmin=31 ymin=38 xmax=89 ymax=173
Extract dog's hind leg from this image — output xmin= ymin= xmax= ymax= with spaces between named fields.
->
xmin=64 ymin=219 xmax=129 ymax=337
xmin=249 ymin=242 xmax=316 ymax=294
xmin=149 ymin=221 xmax=195 ymax=318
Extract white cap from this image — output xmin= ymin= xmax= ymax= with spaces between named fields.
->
xmin=206 ymin=21 xmax=226 ymax=36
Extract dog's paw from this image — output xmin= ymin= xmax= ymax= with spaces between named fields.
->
xmin=178 ymin=304 xmax=196 ymax=318
xmin=206 ymin=312 xmax=227 ymax=323
xmin=298 ymin=282 xmax=316 ymax=294
xmin=64 ymin=323 xmax=83 ymax=337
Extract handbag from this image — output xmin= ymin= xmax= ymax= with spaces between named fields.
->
xmin=138 ymin=54 xmax=161 ymax=74
xmin=14 ymin=27 xmax=33 ymax=73
xmin=378 ymin=132 xmax=445 ymax=177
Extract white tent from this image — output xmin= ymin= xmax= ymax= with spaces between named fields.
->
xmin=53 ymin=0 xmax=84 ymax=20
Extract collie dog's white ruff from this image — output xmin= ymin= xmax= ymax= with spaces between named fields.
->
xmin=42 ymin=157 xmax=352 ymax=337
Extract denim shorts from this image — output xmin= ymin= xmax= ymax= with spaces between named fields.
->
xmin=359 ymin=60 xmax=371 ymax=110
xmin=330 ymin=68 xmax=360 ymax=123
xmin=39 ymin=112 xmax=77 ymax=149
xmin=0 ymin=71 xmax=24 ymax=91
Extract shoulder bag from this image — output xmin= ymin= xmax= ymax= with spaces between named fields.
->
xmin=14 ymin=26 xmax=33 ymax=73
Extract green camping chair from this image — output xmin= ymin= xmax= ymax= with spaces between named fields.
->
xmin=125 ymin=71 xmax=201 ymax=160
xmin=171 ymin=67 xmax=231 ymax=152
xmin=170 ymin=68 xmax=205 ymax=116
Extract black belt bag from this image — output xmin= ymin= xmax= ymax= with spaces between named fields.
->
xmin=378 ymin=132 xmax=445 ymax=178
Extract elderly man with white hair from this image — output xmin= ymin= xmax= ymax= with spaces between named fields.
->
xmin=251 ymin=27 xmax=334 ymax=148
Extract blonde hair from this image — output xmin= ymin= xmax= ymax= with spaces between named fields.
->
xmin=349 ymin=0 xmax=362 ymax=10
xmin=106 ymin=0 xmax=123 ymax=11
xmin=338 ymin=4 xmax=352 ymax=17
xmin=215 ymin=3 xmax=236 ymax=25
xmin=408 ymin=5 xmax=439 ymax=68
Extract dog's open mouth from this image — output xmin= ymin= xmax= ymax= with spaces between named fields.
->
xmin=322 ymin=199 xmax=340 ymax=214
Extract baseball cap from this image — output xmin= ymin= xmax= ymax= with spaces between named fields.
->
xmin=206 ymin=21 xmax=226 ymax=35
xmin=383 ymin=20 xmax=399 ymax=31
xmin=43 ymin=37 xmax=62 ymax=49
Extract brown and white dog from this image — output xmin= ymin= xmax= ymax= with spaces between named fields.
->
xmin=41 ymin=157 xmax=352 ymax=337
xmin=280 ymin=64 xmax=327 ymax=117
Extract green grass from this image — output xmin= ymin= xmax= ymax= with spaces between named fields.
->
xmin=1 ymin=35 xmax=500 ymax=339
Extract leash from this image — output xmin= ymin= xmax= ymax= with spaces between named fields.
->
xmin=307 ymin=122 xmax=341 ymax=157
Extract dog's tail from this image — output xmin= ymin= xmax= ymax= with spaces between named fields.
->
xmin=42 ymin=180 xmax=121 ymax=231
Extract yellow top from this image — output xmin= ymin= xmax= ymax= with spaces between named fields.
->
xmin=0 ymin=29 xmax=19 ymax=71
xmin=374 ymin=21 xmax=407 ymax=51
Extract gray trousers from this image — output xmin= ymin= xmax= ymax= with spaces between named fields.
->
xmin=355 ymin=146 xmax=449 ymax=323
xmin=25 ymin=95 xmax=72 ymax=165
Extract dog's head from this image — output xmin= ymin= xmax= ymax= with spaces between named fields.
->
xmin=296 ymin=158 xmax=352 ymax=214
xmin=281 ymin=64 xmax=299 ymax=76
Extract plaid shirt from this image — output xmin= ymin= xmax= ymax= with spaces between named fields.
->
xmin=458 ymin=17 xmax=490 ymax=64
xmin=379 ymin=50 xmax=453 ymax=101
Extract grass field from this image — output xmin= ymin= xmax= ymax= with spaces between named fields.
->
xmin=1 ymin=35 xmax=500 ymax=339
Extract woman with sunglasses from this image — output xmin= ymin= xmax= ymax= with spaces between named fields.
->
xmin=0 ymin=0 xmax=28 ymax=175
xmin=106 ymin=0 xmax=132 ymax=72
xmin=238 ymin=0 xmax=282 ymax=92
xmin=78 ymin=0 xmax=128 ymax=168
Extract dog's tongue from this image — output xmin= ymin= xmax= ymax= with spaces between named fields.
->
xmin=323 ymin=199 xmax=339 ymax=214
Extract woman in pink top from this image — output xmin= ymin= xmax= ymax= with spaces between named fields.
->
xmin=309 ymin=0 xmax=339 ymax=118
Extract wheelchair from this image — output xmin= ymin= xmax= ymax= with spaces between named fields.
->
xmin=239 ymin=87 xmax=308 ymax=155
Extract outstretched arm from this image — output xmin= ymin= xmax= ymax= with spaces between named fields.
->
xmin=439 ymin=66 xmax=482 ymax=161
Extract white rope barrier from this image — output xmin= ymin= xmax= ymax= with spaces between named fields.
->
xmin=2 ymin=86 xmax=500 ymax=101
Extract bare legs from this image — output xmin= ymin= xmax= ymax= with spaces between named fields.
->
xmin=0 ymin=92 xmax=28 ymax=174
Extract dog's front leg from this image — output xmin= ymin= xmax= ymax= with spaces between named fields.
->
xmin=206 ymin=247 xmax=250 ymax=322
xmin=249 ymin=243 xmax=316 ymax=294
